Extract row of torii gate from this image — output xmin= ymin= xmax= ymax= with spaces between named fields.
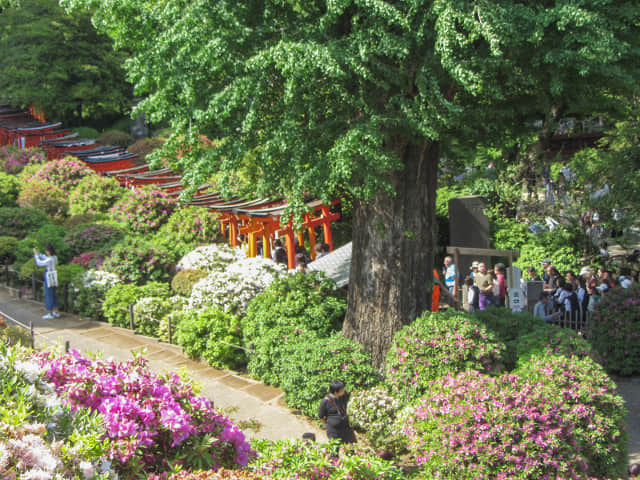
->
xmin=0 ymin=106 xmax=340 ymax=268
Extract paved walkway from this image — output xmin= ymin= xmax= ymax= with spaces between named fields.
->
xmin=0 ymin=286 xmax=325 ymax=442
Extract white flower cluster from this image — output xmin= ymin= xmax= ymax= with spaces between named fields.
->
xmin=349 ymin=386 xmax=402 ymax=446
xmin=71 ymin=269 xmax=120 ymax=294
xmin=177 ymin=244 xmax=246 ymax=272
xmin=187 ymin=256 xmax=286 ymax=316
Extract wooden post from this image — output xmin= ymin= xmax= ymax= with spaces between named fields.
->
xmin=229 ymin=216 xmax=239 ymax=247
xmin=285 ymin=231 xmax=296 ymax=270
xmin=4 ymin=262 xmax=8 ymax=285
xmin=128 ymin=304 xmax=135 ymax=330
xmin=320 ymin=206 xmax=334 ymax=250
xmin=168 ymin=316 xmax=172 ymax=344
xmin=31 ymin=273 xmax=37 ymax=301
xmin=30 ymin=320 xmax=34 ymax=349
xmin=453 ymin=248 xmax=461 ymax=304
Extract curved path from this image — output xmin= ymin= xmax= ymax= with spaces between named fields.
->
xmin=0 ymin=286 xmax=325 ymax=442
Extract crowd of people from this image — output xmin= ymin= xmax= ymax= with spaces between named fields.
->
xmin=442 ymin=256 xmax=637 ymax=323
xmin=269 ymin=239 xmax=331 ymax=273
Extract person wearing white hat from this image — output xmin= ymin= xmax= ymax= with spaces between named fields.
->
xmin=469 ymin=261 xmax=479 ymax=279
xmin=619 ymin=276 xmax=632 ymax=289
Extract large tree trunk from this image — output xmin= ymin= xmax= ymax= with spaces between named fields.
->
xmin=343 ymin=139 xmax=439 ymax=368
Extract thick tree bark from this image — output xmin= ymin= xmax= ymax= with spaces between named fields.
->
xmin=343 ymin=139 xmax=439 ymax=368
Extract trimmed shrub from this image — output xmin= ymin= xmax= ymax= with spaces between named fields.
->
xmin=0 ymin=171 xmax=20 ymax=207
xmin=103 ymin=236 xmax=174 ymax=284
xmin=515 ymin=355 xmax=628 ymax=479
xmin=62 ymin=213 xmax=107 ymax=229
xmin=175 ymin=307 xmax=245 ymax=369
xmin=22 ymin=157 xmax=95 ymax=192
xmin=514 ymin=325 xmax=600 ymax=367
xmin=97 ymin=129 xmax=134 ymax=148
xmin=127 ymin=137 xmax=165 ymax=160
xmin=17 ymin=179 xmax=69 ymax=218
xmin=590 ymin=285 xmax=640 ymax=375
xmin=171 ymin=269 xmax=208 ymax=296
xmin=15 ymin=223 xmax=73 ymax=265
xmin=0 ymin=207 xmax=50 ymax=238
xmin=68 ymin=175 xmax=123 ymax=215
xmin=385 ymin=312 xmax=505 ymax=401
xmin=243 ymin=272 xmax=346 ymax=384
xmin=177 ymin=243 xmax=245 ymax=272
xmin=154 ymin=206 xmax=221 ymax=260
xmin=102 ymin=282 xmax=171 ymax=328
xmin=349 ymin=386 xmax=403 ymax=450
xmin=71 ymin=269 xmax=120 ymax=321
xmin=110 ymin=187 xmax=175 ymax=234
xmin=0 ymin=236 xmax=19 ymax=263
xmin=250 ymin=439 xmax=404 ymax=480
xmin=65 ymin=222 xmax=123 ymax=256
xmin=132 ymin=295 xmax=185 ymax=338
xmin=71 ymin=126 xmax=100 ymax=139
xmin=0 ymin=146 xmax=45 ymax=174
xmin=279 ymin=334 xmax=379 ymax=416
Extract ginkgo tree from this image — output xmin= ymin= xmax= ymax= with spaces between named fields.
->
xmin=63 ymin=0 xmax=640 ymax=365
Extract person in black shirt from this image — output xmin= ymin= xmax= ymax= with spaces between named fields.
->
xmin=318 ymin=380 xmax=355 ymax=456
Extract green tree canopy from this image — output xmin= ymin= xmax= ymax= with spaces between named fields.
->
xmin=0 ymin=0 xmax=132 ymax=125
xmin=64 ymin=0 xmax=640 ymax=364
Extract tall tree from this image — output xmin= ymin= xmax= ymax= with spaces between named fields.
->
xmin=64 ymin=0 xmax=640 ymax=365
xmin=0 ymin=0 xmax=132 ymax=125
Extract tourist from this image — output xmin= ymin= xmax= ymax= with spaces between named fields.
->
xmin=465 ymin=276 xmax=479 ymax=313
xmin=295 ymin=253 xmax=308 ymax=274
xmin=272 ymin=239 xmax=288 ymax=265
xmin=544 ymin=265 xmax=562 ymax=295
xmin=469 ymin=261 xmax=479 ymax=279
xmin=494 ymin=263 xmax=507 ymax=307
xmin=541 ymin=259 xmax=551 ymax=283
xmin=474 ymin=262 xmax=493 ymax=310
xmin=598 ymin=268 xmax=615 ymax=290
xmin=314 ymin=243 xmax=326 ymax=259
xmin=442 ymin=256 xmax=457 ymax=298
xmin=533 ymin=292 xmax=559 ymax=324
xmin=559 ymin=283 xmax=580 ymax=326
xmin=527 ymin=267 xmax=542 ymax=282
xmin=318 ymin=380 xmax=356 ymax=457
xmin=565 ymin=270 xmax=579 ymax=291
xmin=33 ymin=245 xmax=60 ymax=320
xmin=321 ymin=243 xmax=331 ymax=255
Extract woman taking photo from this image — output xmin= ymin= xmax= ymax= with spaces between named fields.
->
xmin=34 ymin=244 xmax=60 ymax=320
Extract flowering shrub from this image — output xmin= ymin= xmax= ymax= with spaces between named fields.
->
xmin=188 ymin=256 xmax=286 ymax=316
xmin=23 ymin=156 xmax=95 ymax=192
xmin=37 ymin=349 xmax=254 ymax=477
xmin=0 ymin=344 xmax=115 ymax=479
xmin=70 ymin=251 xmax=106 ymax=269
xmin=385 ymin=312 xmax=505 ymax=401
xmin=403 ymin=354 xmax=628 ymax=480
xmin=0 ymin=171 xmax=19 ymax=207
xmin=133 ymin=295 xmax=186 ymax=339
xmin=154 ymin=207 xmax=222 ymax=259
xmin=243 ymin=272 xmax=345 ymax=385
xmin=349 ymin=386 xmax=402 ymax=449
xmin=0 ymin=207 xmax=49 ymax=238
xmin=175 ymin=307 xmax=245 ymax=369
xmin=177 ymin=244 xmax=245 ymax=273
xmin=171 ymin=269 xmax=208 ymax=296
xmin=279 ymin=334 xmax=379 ymax=417
xmin=65 ymin=222 xmax=124 ymax=255
xmin=514 ymin=325 xmax=601 ymax=367
xmin=69 ymin=175 xmax=124 ymax=215
xmin=18 ymin=178 xmax=69 ymax=218
xmin=0 ymin=146 xmax=45 ymax=174
xmin=0 ymin=318 xmax=32 ymax=346
xmin=250 ymin=439 xmax=403 ymax=479
xmin=591 ymin=285 xmax=640 ymax=375
xmin=515 ymin=355 xmax=628 ymax=479
xmin=110 ymin=187 xmax=176 ymax=234
xmin=103 ymin=236 xmax=175 ymax=284
xmin=71 ymin=269 xmax=120 ymax=321
xmin=102 ymin=282 xmax=171 ymax=328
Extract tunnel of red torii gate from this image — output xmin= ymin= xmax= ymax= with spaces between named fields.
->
xmin=0 ymin=106 xmax=341 ymax=269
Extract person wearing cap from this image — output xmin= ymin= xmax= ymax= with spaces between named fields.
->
xmin=474 ymin=262 xmax=494 ymax=310
xmin=541 ymin=259 xmax=551 ymax=284
xmin=469 ymin=261 xmax=479 ymax=279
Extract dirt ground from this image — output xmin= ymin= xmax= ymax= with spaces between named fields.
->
xmin=614 ymin=376 xmax=640 ymax=467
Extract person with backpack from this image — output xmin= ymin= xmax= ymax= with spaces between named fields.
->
xmin=318 ymin=380 xmax=356 ymax=457
xmin=33 ymin=244 xmax=60 ymax=320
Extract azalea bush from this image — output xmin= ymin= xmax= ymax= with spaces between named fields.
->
xmin=175 ymin=307 xmax=245 ymax=369
xmin=18 ymin=178 xmax=69 ymax=218
xmin=0 ymin=207 xmax=49 ymax=238
xmin=403 ymin=364 xmax=626 ymax=480
xmin=71 ymin=269 xmax=120 ymax=321
xmin=22 ymin=156 xmax=95 ymax=192
xmin=69 ymin=175 xmax=124 ymax=215
xmin=171 ymin=269 xmax=209 ymax=296
xmin=385 ymin=312 xmax=505 ymax=401
xmin=188 ymin=257 xmax=286 ymax=316
xmin=514 ymin=325 xmax=600 ymax=367
xmin=349 ymin=386 xmax=402 ymax=450
xmin=590 ymin=285 xmax=640 ymax=375
xmin=65 ymin=222 xmax=124 ymax=255
xmin=177 ymin=243 xmax=245 ymax=273
xmin=278 ymin=334 xmax=379 ymax=417
xmin=103 ymin=236 xmax=174 ymax=284
xmin=0 ymin=146 xmax=45 ymax=174
xmin=0 ymin=171 xmax=20 ymax=207
xmin=250 ymin=439 xmax=403 ymax=480
xmin=110 ymin=187 xmax=176 ymax=234
xmin=37 ymin=349 xmax=254 ymax=477
xmin=70 ymin=251 xmax=106 ymax=270
xmin=154 ymin=206 xmax=221 ymax=259
xmin=133 ymin=295 xmax=185 ymax=339
xmin=0 ymin=235 xmax=19 ymax=263
xmin=102 ymin=281 xmax=171 ymax=328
